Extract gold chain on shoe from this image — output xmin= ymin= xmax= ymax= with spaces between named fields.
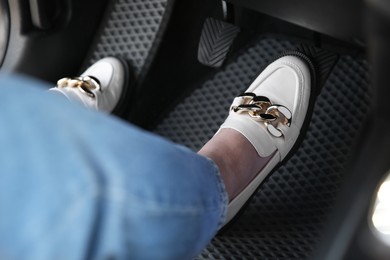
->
xmin=231 ymin=92 xmax=292 ymax=137
xmin=56 ymin=76 xmax=100 ymax=98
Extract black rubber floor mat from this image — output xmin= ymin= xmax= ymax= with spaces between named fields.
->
xmin=154 ymin=36 xmax=371 ymax=259
xmin=84 ymin=0 xmax=174 ymax=77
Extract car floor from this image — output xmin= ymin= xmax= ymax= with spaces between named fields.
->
xmin=83 ymin=0 xmax=372 ymax=258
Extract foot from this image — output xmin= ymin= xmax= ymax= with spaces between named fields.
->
xmin=199 ymin=53 xmax=315 ymax=226
xmin=49 ymin=57 xmax=127 ymax=113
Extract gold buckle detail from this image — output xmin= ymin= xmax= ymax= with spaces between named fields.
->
xmin=231 ymin=92 xmax=292 ymax=137
xmin=56 ymin=76 xmax=100 ymax=99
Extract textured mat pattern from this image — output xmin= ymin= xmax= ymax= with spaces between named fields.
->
xmin=86 ymin=0 xmax=168 ymax=75
xmin=154 ymin=37 xmax=371 ymax=259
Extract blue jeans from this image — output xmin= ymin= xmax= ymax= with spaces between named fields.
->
xmin=0 ymin=75 xmax=228 ymax=259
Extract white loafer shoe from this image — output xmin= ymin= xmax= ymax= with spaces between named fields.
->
xmin=220 ymin=53 xmax=316 ymax=226
xmin=49 ymin=57 xmax=128 ymax=113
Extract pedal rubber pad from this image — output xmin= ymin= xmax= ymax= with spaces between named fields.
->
xmin=198 ymin=18 xmax=240 ymax=68
xmin=298 ymin=44 xmax=339 ymax=95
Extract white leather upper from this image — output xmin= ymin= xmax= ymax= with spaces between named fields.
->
xmin=221 ymin=55 xmax=312 ymax=226
xmin=221 ymin=56 xmax=311 ymax=160
xmin=50 ymin=57 xmax=125 ymax=112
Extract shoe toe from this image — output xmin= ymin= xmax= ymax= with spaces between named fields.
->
xmin=248 ymin=56 xmax=311 ymax=128
xmin=82 ymin=57 xmax=126 ymax=112
xmin=83 ymin=59 xmax=115 ymax=89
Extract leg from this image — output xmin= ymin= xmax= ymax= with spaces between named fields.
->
xmin=199 ymin=128 xmax=272 ymax=200
xmin=0 ymin=52 xmax=313 ymax=259
xmin=0 ymin=75 xmax=227 ymax=259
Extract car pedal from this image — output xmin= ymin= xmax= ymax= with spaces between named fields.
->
xmin=298 ymin=44 xmax=339 ymax=94
xmin=198 ymin=18 xmax=240 ymax=68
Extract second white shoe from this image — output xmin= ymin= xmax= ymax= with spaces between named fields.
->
xmin=49 ymin=57 xmax=127 ymax=113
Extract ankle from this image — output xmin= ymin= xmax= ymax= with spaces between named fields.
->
xmin=199 ymin=138 xmax=240 ymax=199
xmin=199 ymin=129 xmax=271 ymax=201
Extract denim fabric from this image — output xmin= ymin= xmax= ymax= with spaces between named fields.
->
xmin=0 ymin=74 xmax=228 ymax=260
